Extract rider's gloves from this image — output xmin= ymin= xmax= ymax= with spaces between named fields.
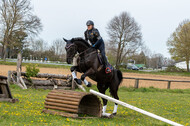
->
xmin=92 ymin=44 xmax=96 ymax=48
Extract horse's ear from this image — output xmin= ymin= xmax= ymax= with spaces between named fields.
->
xmin=63 ymin=38 xmax=68 ymax=42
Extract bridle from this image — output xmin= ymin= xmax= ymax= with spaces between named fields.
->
xmin=65 ymin=43 xmax=75 ymax=50
xmin=65 ymin=43 xmax=77 ymax=59
xmin=65 ymin=43 xmax=97 ymax=58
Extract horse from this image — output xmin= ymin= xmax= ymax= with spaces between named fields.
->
xmin=63 ymin=38 xmax=123 ymax=117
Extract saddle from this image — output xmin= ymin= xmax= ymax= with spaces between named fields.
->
xmin=78 ymin=49 xmax=113 ymax=73
xmin=97 ymin=50 xmax=114 ymax=71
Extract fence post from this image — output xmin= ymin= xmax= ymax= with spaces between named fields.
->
xmin=7 ymin=71 xmax=12 ymax=85
xmin=17 ymin=53 xmax=22 ymax=84
xmin=167 ymin=81 xmax=171 ymax=89
xmin=71 ymin=71 xmax=77 ymax=90
xmin=134 ymin=79 xmax=139 ymax=88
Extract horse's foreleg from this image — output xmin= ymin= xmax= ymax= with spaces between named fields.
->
xmin=81 ymin=68 xmax=95 ymax=87
xmin=83 ymin=79 xmax=92 ymax=87
xmin=70 ymin=66 xmax=82 ymax=85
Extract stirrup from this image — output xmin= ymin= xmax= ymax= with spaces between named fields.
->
xmin=105 ymin=67 xmax=111 ymax=74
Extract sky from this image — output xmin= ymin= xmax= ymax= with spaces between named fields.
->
xmin=31 ymin=0 xmax=190 ymax=58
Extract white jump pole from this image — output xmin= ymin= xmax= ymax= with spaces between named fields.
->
xmin=90 ymin=89 xmax=183 ymax=126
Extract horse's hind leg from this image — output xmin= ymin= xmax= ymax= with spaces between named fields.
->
xmin=109 ymin=81 xmax=119 ymax=117
xmin=97 ymin=83 xmax=110 ymax=117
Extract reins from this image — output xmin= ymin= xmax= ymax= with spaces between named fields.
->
xmin=78 ymin=47 xmax=97 ymax=57
xmin=66 ymin=41 xmax=97 ymax=59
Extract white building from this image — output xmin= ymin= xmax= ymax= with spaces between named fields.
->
xmin=175 ymin=61 xmax=190 ymax=69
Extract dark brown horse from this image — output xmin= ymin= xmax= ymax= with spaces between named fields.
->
xmin=63 ymin=38 xmax=123 ymax=117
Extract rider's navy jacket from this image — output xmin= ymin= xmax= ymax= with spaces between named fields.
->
xmin=84 ymin=28 xmax=103 ymax=48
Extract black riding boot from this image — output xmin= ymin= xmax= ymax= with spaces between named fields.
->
xmin=102 ymin=55 xmax=111 ymax=74
xmin=98 ymin=42 xmax=111 ymax=74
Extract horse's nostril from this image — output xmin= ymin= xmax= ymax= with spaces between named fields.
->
xmin=67 ymin=59 xmax=69 ymax=63
xmin=67 ymin=59 xmax=72 ymax=64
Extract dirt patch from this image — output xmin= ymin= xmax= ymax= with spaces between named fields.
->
xmin=1 ymin=65 xmax=190 ymax=89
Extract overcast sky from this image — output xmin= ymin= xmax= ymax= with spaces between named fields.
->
xmin=31 ymin=0 xmax=190 ymax=58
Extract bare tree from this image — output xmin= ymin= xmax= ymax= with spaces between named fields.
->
xmin=149 ymin=53 xmax=164 ymax=69
xmin=52 ymin=39 xmax=65 ymax=55
xmin=141 ymin=44 xmax=152 ymax=58
xmin=0 ymin=0 xmax=42 ymax=61
xmin=106 ymin=12 xmax=142 ymax=69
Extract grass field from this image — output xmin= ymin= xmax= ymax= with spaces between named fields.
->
xmin=0 ymin=61 xmax=71 ymax=69
xmin=0 ymin=85 xmax=190 ymax=126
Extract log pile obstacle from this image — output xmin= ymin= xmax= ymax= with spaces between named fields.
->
xmin=42 ymin=90 xmax=102 ymax=118
xmin=90 ymin=89 xmax=183 ymax=126
xmin=0 ymin=75 xmax=19 ymax=103
xmin=9 ymin=71 xmax=73 ymax=90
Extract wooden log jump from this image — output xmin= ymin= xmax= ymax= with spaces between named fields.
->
xmin=12 ymin=71 xmax=70 ymax=79
xmin=9 ymin=71 xmax=73 ymax=90
xmin=0 ymin=75 xmax=19 ymax=103
xmin=42 ymin=90 xmax=102 ymax=118
xmin=90 ymin=89 xmax=183 ymax=126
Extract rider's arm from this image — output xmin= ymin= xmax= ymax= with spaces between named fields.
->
xmin=84 ymin=30 xmax=88 ymax=42
xmin=92 ymin=29 xmax=102 ymax=48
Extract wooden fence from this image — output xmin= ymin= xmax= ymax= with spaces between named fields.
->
xmin=123 ymin=77 xmax=190 ymax=89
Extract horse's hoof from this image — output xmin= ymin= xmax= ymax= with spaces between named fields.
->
xmin=87 ymin=82 xmax=92 ymax=87
xmin=109 ymin=113 xmax=117 ymax=118
xmin=74 ymin=79 xmax=82 ymax=85
xmin=101 ymin=113 xmax=111 ymax=118
xmin=112 ymin=113 xmax=117 ymax=116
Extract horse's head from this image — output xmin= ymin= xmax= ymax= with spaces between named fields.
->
xmin=63 ymin=38 xmax=77 ymax=64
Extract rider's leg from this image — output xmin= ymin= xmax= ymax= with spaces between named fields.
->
xmin=99 ymin=43 xmax=107 ymax=66
xmin=81 ymin=68 xmax=95 ymax=87
xmin=98 ymin=43 xmax=111 ymax=73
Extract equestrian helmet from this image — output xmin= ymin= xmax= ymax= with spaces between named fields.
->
xmin=86 ymin=20 xmax=94 ymax=26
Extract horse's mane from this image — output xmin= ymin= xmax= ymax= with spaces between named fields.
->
xmin=72 ymin=38 xmax=90 ymax=47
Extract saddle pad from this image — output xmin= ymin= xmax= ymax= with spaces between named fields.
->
xmin=97 ymin=52 xmax=103 ymax=65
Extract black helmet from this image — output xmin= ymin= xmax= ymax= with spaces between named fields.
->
xmin=86 ymin=20 xmax=94 ymax=26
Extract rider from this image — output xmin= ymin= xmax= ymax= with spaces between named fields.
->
xmin=84 ymin=20 xmax=111 ymax=74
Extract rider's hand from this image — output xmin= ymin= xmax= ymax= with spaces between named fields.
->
xmin=92 ymin=44 xmax=96 ymax=48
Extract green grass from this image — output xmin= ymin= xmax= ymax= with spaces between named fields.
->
xmin=0 ymin=85 xmax=190 ymax=126
xmin=0 ymin=61 xmax=71 ymax=69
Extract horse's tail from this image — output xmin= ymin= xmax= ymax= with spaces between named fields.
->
xmin=116 ymin=69 xmax=123 ymax=85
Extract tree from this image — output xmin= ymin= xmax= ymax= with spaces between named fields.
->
xmin=130 ymin=51 xmax=146 ymax=64
xmin=149 ymin=53 xmax=164 ymax=69
xmin=29 ymin=39 xmax=48 ymax=59
xmin=52 ymin=39 xmax=65 ymax=55
xmin=106 ymin=12 xmax=142 ymax=69
xmin=167 ymin=20 xmax=190 ymax=72
xmin=22 ymin=38 xmax=66 ymax=62
xmin=30 ymin=39 xmax=47 ymax=52
xmin=0 ymin=0 xmax=42 ymax=61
